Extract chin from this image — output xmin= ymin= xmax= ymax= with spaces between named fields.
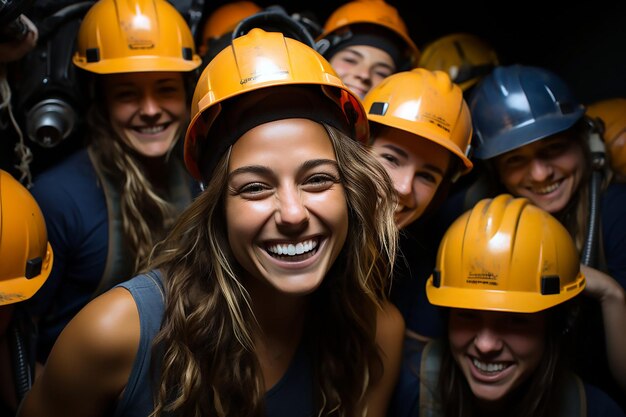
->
xmin=124 ymin=132 xmax=178 ymax=157
xmin=276 ymin=280 xmax=324 ymax=296
xmin=136 ymin=144 xmax=174 ymax=158
xmin=530 ymin=196 xmax=568 ymax=214
xmin=469 ymin=382 xmax=511 ymax=404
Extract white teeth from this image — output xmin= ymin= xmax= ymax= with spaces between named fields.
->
xmin=472 ymin=358 xmax=508 ymax=373
xmin=533 ymin=181 xmax=561 ymax=195
xmin=267 ymin=239 xmax=318 ymax=256
xmin=137 ymin=125 xmax=166 ymax=134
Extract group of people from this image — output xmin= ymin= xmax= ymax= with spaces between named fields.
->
xmin=1 ymin=0 xmax=625 ymax=416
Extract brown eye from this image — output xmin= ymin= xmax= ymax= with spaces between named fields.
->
xmin=303 ymin=174 xmax=339 ymax=191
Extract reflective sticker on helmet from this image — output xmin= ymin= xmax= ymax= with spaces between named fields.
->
xmin=369 ymin=102 xmax=388 ymax=116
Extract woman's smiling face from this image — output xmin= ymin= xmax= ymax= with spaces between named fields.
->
xmin=448 ymin=308 xmax=546 ymax=407
xmin=225 ymin=118 xmax=349 ymax=295
xmin=494 ymin=133 xmax=585 ymax=214
xmin=371 ymin=126 xmax=450 ymax=229
xmin=103 ymin=71 xmax=187 ymax=157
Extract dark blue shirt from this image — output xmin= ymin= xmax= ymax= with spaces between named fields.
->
xmin=28 ymin=149 xmax=108 ymax=363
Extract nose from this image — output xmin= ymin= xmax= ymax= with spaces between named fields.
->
xmin=473 ymin=325 xmax=504 ymax=354
xmin=354 ymin=63 xmax=372 ymax=83
xmin=275 ymin=185 xmax=309 ymax=230
xmin=393 ymin=168 xmax=416 ymax=207
xmin=139 ymin=93 xmax=161 ymax=120
xmin=529 ymin=158 xmax=553 ymax=182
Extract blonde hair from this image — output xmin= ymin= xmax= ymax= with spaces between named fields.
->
xmin=87 ymin=102 xmax=182 ymax=273
xmin=148 ymin=123 xmax=398 ymax=417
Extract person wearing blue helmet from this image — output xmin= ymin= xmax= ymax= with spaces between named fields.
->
xmin=469 ymin=64 xmax=626 ymax=411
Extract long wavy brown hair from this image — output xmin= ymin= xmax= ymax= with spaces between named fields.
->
xmin=147 ymin=123 xmax=398 ymax=417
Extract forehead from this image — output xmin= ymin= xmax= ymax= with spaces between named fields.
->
xmin=102 ymin=71 xmax=182 ymax=87
xmin=335 ymin=45 xmax=394 ymax=65
xmin=503 ymin=131 xmax=575 ymax=156
xmin=228 ymin=118 xmax=336 ymax=168
xmin=373 ymin=127 xmax=451 ymax=164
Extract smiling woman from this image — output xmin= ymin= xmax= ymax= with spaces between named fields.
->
xmin=22 ymin=0 xmax=202 ymax=368
xmin=102 ymin=72 xmax=188 ymax=158
xmin=390 ymin=194 xmax=625 ymax=417
xmin=17 ymin=28 xmax=404 ymax=417
xmin=360 ymin=68 xmax=473 ymax=343
xmin=469 ymin=65 xmax=626 ymax=409
xmin=316 ymin=0 xmax=420 ymax=100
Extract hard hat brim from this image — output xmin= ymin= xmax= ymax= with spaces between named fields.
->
xmin=73 ymin=55 xmax=202 ymax=74
xmin=425 ymin=271 xmax=585 ymax=313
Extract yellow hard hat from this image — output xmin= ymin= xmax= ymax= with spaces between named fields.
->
xmin=184 ymin=28 xmax=368 ymax=181
xmin=202 ymin=1 xmax=261 ymax=40
xmin=0 ymin=170 xmax=53 ymax=306
xmin=73 ymin=0 xmax=201 ymax=74
xmin=419 ymin=33 xmax=499 ymax=92
xmin=317 ymin=0 xmax=419 ymax=69
xmin=199 ymin=1 xmax=262 ymax=56
xmin=362 ymin=68 xmax=473 ymax=174
xmin=586 ymin=98 xmax=626 ymax=176
xmin=426 ymin=194 xmax=585 ymax=313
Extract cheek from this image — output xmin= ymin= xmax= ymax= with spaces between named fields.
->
xmin=562 ymin=151 xmax=585 ymax=179
xmin=448 ymin=320 xmax=476 ymax=352
xmin=415 ymin=182 xmax=439 ymax=206
xmin=496 ymin=166 xmax=523 ymax=190
xmin=107 ymin=103 xmax=134 ymax=129
xmin=329 ymin=57 xmax=350 ymax=76
xmin=312 ymin=188 xmax=349 ymax=249
xmin=164 ymin=97 xmax=188 ymax=119
xmin=509 ymin=331 xmax=545 ymax=361
xmin=370 ymin=74 xmax=387 ymax=87
xmin=225 ymin=199 xmax=273 ymax=245
xmin=322 ymin=190 xmax=349 ymax=228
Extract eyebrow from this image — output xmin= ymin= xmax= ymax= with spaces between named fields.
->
xmin=111 ymin=78 xmax=179 ymax=88
xmin=380 ymin=143 xmax=446 ymax=175
xmin=343 ymin=47 xmax=395 ymax=71
xmin=228 ymin=159 xmax=339 ymax=180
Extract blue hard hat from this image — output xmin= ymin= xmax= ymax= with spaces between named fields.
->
xmin=469 ymin=64 xmax=585 ymax=160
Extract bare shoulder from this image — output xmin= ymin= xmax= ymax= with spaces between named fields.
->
xmin=18 ymin=287 xmax=140 ymax=417
xmin=59 ymin=286 xmax=140 ymax=361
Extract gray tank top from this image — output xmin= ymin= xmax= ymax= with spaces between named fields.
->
xmin=112 ymin=270 xmax=315 ymax=417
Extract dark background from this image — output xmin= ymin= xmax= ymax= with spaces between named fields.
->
xmin=2 ymin=0 xmax=624 ymax=179
xmin=201 ymin=0 xmax=626 ymax=105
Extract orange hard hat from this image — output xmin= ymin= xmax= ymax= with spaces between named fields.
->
xmin=427 ymin=194 xmax=585 ymax=313
xmin=362 ymin=68 xmax=473 ymax=175
xmin=586 ymin=98 xmax=626 ymax=177
xmin=199 ymin=1 xmax=262 ymax=56
xmin=419 ymin=33 xmax=499 ymax=92
xmin=73 ymin=0 xmax=201 ymax=74
xmin=316 ymin=0 xmax=419 ymax=69
xmin=184 ymin=28 xmax=368 ymax=181
xmin=0 ymin=170 xmax=53 ymax=306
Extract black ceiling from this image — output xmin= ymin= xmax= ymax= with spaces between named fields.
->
xmin=203 ymin=0 xmax=626 ymax=105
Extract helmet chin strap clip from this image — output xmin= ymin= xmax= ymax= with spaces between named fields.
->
xmin=586 ymin=116 xmax=607 ymax=171
xmin=315 ymin=30 xmax=353 ymax=55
